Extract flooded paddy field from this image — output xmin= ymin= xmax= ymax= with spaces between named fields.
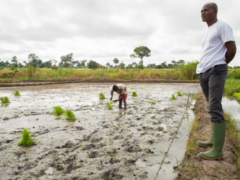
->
xmin=0 ymin=83 xmax=200 ymax=180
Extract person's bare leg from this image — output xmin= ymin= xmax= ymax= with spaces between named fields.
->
xmin=119 ymin=100 xmax=122 ymax=109
xmin=123 ymin=100 xmax=127 ymax=110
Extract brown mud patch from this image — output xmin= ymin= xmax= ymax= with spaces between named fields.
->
xmin=0 ymin=78 xmax=198 ymax=87
xmin=177 ymin=93 xmax=240 ymax=180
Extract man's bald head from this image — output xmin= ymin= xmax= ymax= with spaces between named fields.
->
xmin=204 ymin=2 xmax=218 ymax=12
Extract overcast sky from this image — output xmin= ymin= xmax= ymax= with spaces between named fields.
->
xmin=1 ymin=0 xmax=239 ymax=66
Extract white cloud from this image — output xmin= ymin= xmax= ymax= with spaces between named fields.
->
xmin=0 ymin=0 xmax=239 ymax=66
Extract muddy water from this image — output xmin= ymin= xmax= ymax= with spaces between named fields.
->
xmin=223 ymin=97 xmax=240 ymax=129
xmin=0 ymin=83 xmax=200 ymax=180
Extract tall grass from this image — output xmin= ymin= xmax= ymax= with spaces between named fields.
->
xmin=179 ymin=61 xmax=199 ymax=80
xmin=0 ymin=66 xmax=200 ymax=81
xmin=227 ymin=69 xmax=240 ymax=79
xmin=224 ymin=79 xmax=240 ymax=96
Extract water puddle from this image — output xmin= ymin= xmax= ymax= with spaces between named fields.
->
xmin=223 ymin=97 xmax=240 ymax=129
xmin=0 ymin=83 xmax=200 ymax=179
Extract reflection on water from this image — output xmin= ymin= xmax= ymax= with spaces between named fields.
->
xmin=223 ymin=97 xmax=240 ymax=129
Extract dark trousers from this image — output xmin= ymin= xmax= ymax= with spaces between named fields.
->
xmin=199 ymin=64 xmax=228 ymax=123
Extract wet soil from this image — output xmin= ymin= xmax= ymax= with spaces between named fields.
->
xmin=0 ymin=78 xmax=199 ymax=87
xmin=177 ymin=93 xmax=240 ymax=180
xmin=0 ymin=83 xmax=200 ymax=180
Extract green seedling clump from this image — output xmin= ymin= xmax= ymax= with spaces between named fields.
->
xmin=0 ymin=96 xmax=10 ymax=104
xmin=132 ymin=91 xmax=138 ymax=97
xmin=151 ymin=100 xmax=156 ymax=105
xmin=65 ymin=109 xmax=76 ymax=121
xmin=52 ymin=106 xmax=65 ymax=116
xmin=99 ymin=93 xmax=106 ymax=100
xmin=106 ymin=102 xmax=113 ymax=110
xmin=18 ymin=128 xmax=33 ymax=146
xmin=177 ymin=91 xmax=182 ymax=96
xmin=233 ymin=92 xmax=240 ymax=100
xmin=171 ymin=94 xmax=177 ymax=100
xmin=14 ymin=90 xmax=21 ymax=96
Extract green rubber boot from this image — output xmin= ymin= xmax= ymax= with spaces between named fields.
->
xmin=198 ymin=125 xmax=213 ymax=147
xmin=199 ymin=122 xmax=226 ymax=160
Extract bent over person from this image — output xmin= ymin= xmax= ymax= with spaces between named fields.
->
xmin=196 ymin=2 xmax=236 ymax=160
xmin=110 ymin=84 xmax=127 ymax=110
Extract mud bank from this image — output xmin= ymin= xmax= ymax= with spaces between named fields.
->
xmin=0 ymin=78 xmax=199 ymax=87
xmin=177 ymin=93 xmax=240 ymax=180
xmin=0 ymin=83 xmax=200 ymax=179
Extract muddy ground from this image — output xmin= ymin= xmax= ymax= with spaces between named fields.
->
xmin=0 ymin=83 xmax=200 ymax=180
xmin=177 ymin=93 xmax=240 ymax=180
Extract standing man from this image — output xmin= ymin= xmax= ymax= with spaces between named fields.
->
xmin=196 ymin=2 xmax=236 ymax=160
xmin=110 ymin=84 xmax=127 ymax=110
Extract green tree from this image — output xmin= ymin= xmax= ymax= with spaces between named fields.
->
xmin=41 ymin=60 xmax=52 ymax=68
xmin=87 ymin=60 xmax=99 ymax=69
xmin=113 ymin=58 xmax=119 ymax=67
xmin=28 ymin=54 xmax=42 ymax=68
xmin=130 ymin=46 xmax=151 ymax=68
xmin=106 ymin=62 xmax=112 ymax=68
xmin=119 ymin=61 xmax=125 ymax=69
xmin=11 ymin=56 xmax=18 ymax=69
xmin=59 ymin=53 xmax=73 ymax=67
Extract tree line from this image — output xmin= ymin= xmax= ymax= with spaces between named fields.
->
xmin=0 ymin=46 xmax=187 ymax=69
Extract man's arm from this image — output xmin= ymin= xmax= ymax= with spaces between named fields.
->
xmin=110 ymin=89 xmax=114 ymax=100
xmin=225 ymin=41 xmax=237 ymax=64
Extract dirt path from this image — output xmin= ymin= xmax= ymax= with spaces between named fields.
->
xmin=177 ymin=93 xmax=240 ymax=180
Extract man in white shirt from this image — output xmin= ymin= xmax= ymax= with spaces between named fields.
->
xmin=196 ymin=2 xmax=236 ymax=160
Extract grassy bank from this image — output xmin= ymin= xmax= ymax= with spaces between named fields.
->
xmin=178 ymin=93 xmax=240 ymax=179
xmin=0 ymin=62 xmax=199 ymax=81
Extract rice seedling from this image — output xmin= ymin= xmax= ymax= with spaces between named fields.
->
xmin=52 ymin=106 xmax=65 ymax=116
xmin=132 ymin=91 xmax=138 ymax=97
xmin=0 ymin=96 xmax=10 ymax=104
xmin=14 ymin=90 xmax=21 ymax=96
xmin=171 ymin=94 xmax=177 ymax=100
xmin=65 ymin=109 xmax=76 ymax=121
xmin=150 ymin=100 xmax=156 ymax=105
xmin=177 ymin=91 xmax=182 ymax=96
xmin=18 ymin=128 xmax=33 ymax=146
xmin=99 ymin=93 xmax=106 ymax=100
xmin=106 ymin=102 xmax=113 ymax=110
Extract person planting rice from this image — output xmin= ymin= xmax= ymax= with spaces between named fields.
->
xmin=110 ymin=84 xmax=127 ymax=110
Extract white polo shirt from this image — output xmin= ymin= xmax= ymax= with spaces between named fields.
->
xmin=196 ymin=20 xmax=235 ymax=74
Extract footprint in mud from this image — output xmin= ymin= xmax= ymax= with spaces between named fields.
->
xmin=88 ymin=150 xmax=99 ymax=158
xmin=101 ymin=168 xmax=123 ymax=180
